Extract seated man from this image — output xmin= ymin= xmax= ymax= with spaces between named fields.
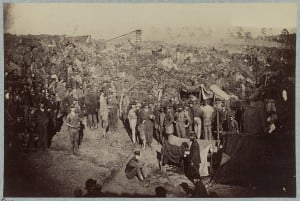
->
xmin=125 ymin=151 xmax=146 ymax=181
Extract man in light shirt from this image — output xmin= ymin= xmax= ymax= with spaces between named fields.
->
xmin=202 ymin=100 xmax=215 ymax=140
xmin=128 ymin=102 xmax=138 ymax=144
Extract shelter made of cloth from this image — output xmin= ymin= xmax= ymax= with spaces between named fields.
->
xmin=211 ymin=133 xmax=295 ymax=188
xmin=168 ymin=135 xmax=214 ymax=176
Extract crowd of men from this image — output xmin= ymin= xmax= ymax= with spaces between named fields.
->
xmin=4 ymin=67 xmax=120 ymax=155
xmin=123 ymin=97 xmax=220 ymax=148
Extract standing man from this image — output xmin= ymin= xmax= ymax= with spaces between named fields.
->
xmin=36 ymin=102 xmax=50 ymax=151
xmin=47 ymin=94 xmax=58 ymax=131
xmin=66 ymin=105 xmax=81 ymax=155
xmin=189 ymin=134 xmax=201 ymax=183
xmin=175 ymin=104 xmax=191 ymax=138
xmin=164 ymin=105 xmax=174 ymax=136
xmin=158 ymin=106 xmax=166 ymax=144
xmin=99 ymin=91 xmax=109 ymax=137
xmin=184 ymin=103 xmax=194 ymax=136
xmin=202 ymin=100 xmax=215 ymax=140
xmin=128 ymin=102 xmax=138 ymax=144
xmin=141 ymin=103 xmax=155 ymax=148
xmin=193 ymin=100 xmax=203 ymax=139
xmin=85 ymin=88 xmax=98 ymax=129
xmin=47 ymin=94 xmax=59 ymax=148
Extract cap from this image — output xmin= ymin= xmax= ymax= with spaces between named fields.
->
xmin=134 ymin=150 xmax=140 ymax=156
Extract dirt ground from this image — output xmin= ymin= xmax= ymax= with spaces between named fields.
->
xmin=4 ymin=119 xmax=254 ymax=197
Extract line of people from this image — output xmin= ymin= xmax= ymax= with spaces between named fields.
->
xmin=123 ymin=97 xmax=237 ymax=149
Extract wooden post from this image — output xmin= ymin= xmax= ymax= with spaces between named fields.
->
xmin=216 ymin=104 xmax=220 ymax=141
xmin=214 ymin=94 xmax=220 ymax=142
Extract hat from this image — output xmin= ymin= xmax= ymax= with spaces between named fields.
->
xmin=134 ymin=150 xmax=140 ymax=156
xmin=165 ymin=104 xmax=171 ymax=109
xmin=177 ymin=104 xmax=183 ymax=109
xmin=189 ymin=132 xmax=196 ymax=139
xmin=85 ymin=179 xmax=97 ymax=189
xmin=131 ymin=101 xmax=137 ymax=106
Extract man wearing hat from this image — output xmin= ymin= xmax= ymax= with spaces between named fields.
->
xmin=202 ymin=100 xmax=214 ymax=140
xmin=188 ymin=133 xmax=201 ymax=183
xmin=193 ymin=99 xmax=203 ymax=139
xmin=99 ymin=91 xmax=109 ymax=136
xmin=125 ymin=151 xmax=146 ymax=181
xmin=184 ymin=102 xmax=194 ymax=136
xmin=175 ymin=104 xmax=191 ymax=138
xmin=228 ymin=112 xmax=239 ymax=133
xmin=141 ymin=103 xmax=155 ymax=148
xmin=66 ymin=104 xmax=81 ymax=155
xmin=36 ymin=102 xmax=50 ymax=151
xmin=128 ymin=102 xmax=138 ymax=144
xmin=163 ymin=104 xmax=174 ymax=136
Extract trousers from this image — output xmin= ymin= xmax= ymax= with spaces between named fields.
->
xmin=203 ymin=125 xmax=212 ymax=140
xmin=176 ymin=122 xmax=186 ymax=138
xmin=194 ymin=117 xmax=202 ymax=139
xmin=69 ymin=128 xmax=79 ymax=154
xmin=87 ymin=114 xmax=97 ymax=128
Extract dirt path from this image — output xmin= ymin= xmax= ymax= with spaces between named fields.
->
xmin=4 ymin=118 xmax=253 ymax=197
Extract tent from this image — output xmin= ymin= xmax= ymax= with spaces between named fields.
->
xmin=168 ymin=135 xmax=215 ymax=177
xmin=209 ymin=84 xmax=231 ymax=101
xmin=180 ymin=83 xmax=234 ymax=102
xmin=210 ymin=133 xmax=295 ymax=188
xmin=180 ymin=83 xmax=213 ymax=100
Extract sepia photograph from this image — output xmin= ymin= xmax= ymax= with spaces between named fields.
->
xmin=2 ymin=2 xmax=297 ymax=198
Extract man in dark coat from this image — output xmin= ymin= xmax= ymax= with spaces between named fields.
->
xmin=36 ymin=103 xmax=50 ymax=151
xmin=189 ymin=134 xmax=201 ymax=183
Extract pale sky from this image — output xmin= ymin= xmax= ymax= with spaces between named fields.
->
xmin=4 ymin=3 xmax=297 ymax=40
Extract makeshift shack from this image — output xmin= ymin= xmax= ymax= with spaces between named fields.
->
xmin=168 ymin=135 xmax=215 ymax=177
xmin=210 ymin=133 xmax=295 ymax=190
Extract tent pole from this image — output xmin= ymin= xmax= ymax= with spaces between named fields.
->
xmin=214 ymin=94 xmax=220 ymax=142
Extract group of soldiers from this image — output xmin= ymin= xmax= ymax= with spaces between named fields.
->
xmin=121 ymin=94 xmax=240 ymax=149
xmin=4 ymin=68 xmax=120 ymax=155
xmin=5 ymin=76 xmax=61 ymax=153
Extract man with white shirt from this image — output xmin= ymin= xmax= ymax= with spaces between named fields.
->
xmin=128 ymin=102 xmax=138 ymax=144
xmin=202 ymin=100 xmax=215 ymax=140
